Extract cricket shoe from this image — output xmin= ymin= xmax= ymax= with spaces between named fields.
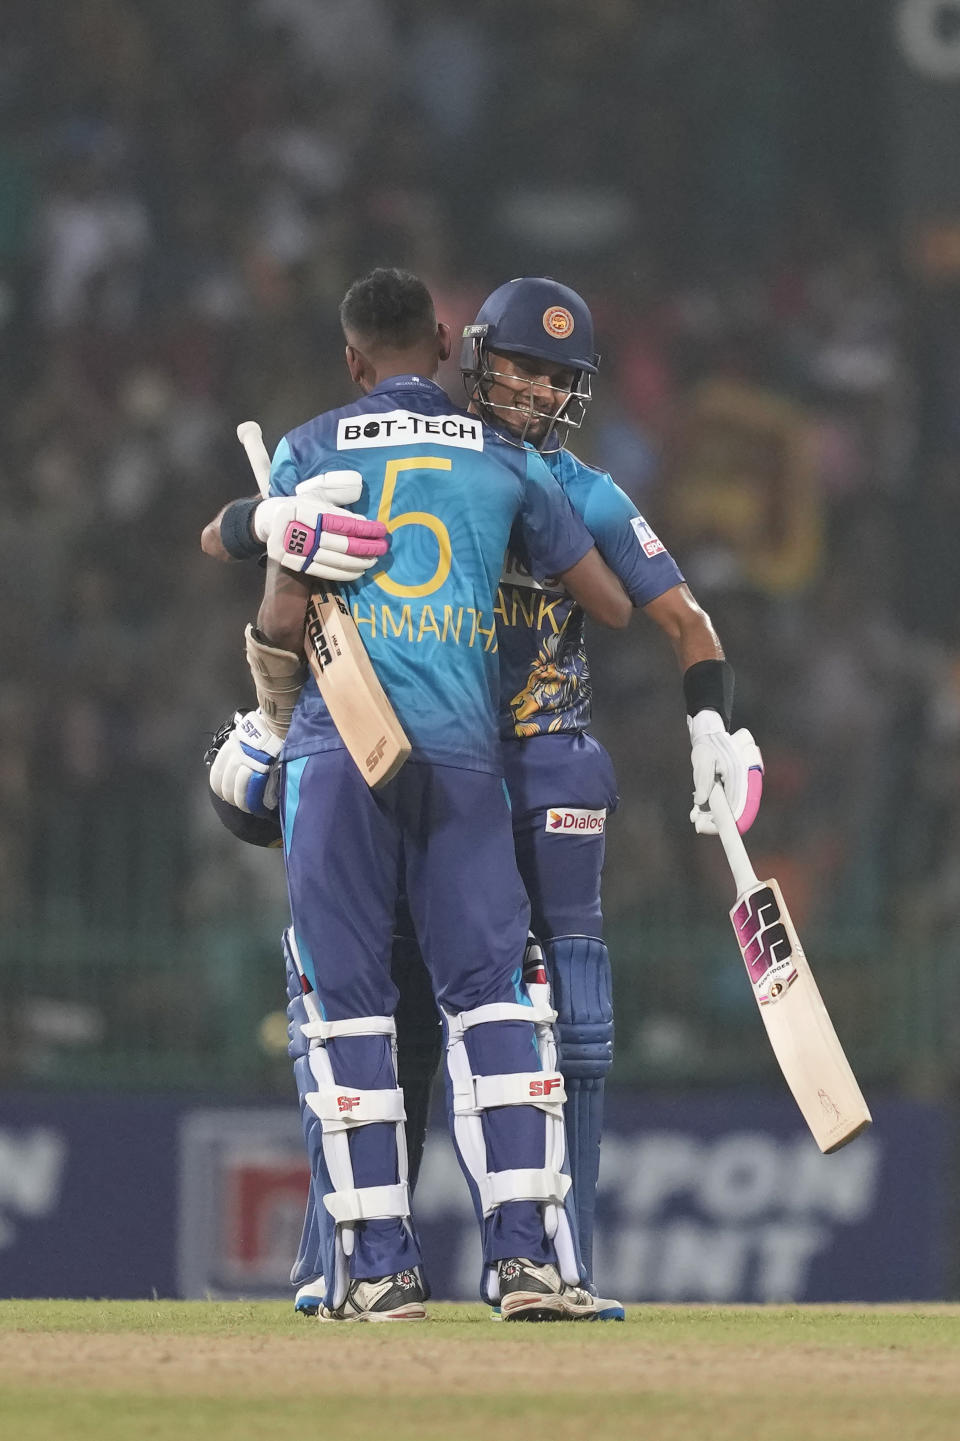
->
xmin=318 ymin=1269 xmax=426 ymax=1322
xmin=489 ymin=1289 xmax=623 ymax=1321
xmin=587 ymin=1291 xmax=625 ymax=1321
xmin=497 ymin=1257 xmax=597 ymax=1322
xmin=294 ymin=1276 xmax=325 ymax=1317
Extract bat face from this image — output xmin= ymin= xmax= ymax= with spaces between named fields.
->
xmin=731 ymin=883 xmax=800 ymax=1007
xmin=729 ymin=878 xmax=871 ymax=1153
xmin=305 ymin=593 xmax=338 ymax=671
xmin=303 ymin=590 xmax=410 ymax=789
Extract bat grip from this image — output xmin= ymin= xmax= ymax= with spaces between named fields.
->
xmin=236 ymin=421 xmax=272 ymax=499
xmin=709 ymin=781 xmax=760 ymax=898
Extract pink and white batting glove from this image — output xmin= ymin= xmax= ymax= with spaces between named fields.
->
xmin=688 ymin=709 xmax=764 ymax=836
xmin=254 ymin=472 xmax=388 ymax=582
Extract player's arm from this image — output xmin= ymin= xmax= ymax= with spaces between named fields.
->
xmin=575 ymin=474 xmax=763 ymax=835
xmin=257 ymin=558 xmax=311 ymax=655
xmin=642 ymin=582 xmax=722 ymax=669
xmin=208 ymin=561 xmax=311 ymax=817
xmin=557 ymin=547 xmax=632 ymax=629
xmin=519 ymin=451 xmax=632 ymax=628
xmin=200 ymin=478 xmax=388 ymax=579
xmin=201 ymin=497 xmax=262 ymax=561
xmin=644 ymin=583 xmax=762 ymax=837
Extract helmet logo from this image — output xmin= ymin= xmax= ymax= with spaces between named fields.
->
xmin=542 ymin=305 xmax=574 ymax=338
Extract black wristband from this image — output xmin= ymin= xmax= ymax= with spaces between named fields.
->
xmin=683 ymin=659 xmax=734 ymax=728
xmin=220 ymin=498 xmax=266 ymax=560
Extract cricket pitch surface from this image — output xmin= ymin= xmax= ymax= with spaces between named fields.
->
xmin=1 ymin=1301 xmax=958 ymax=1440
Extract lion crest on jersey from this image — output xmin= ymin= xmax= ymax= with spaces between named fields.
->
xmin=508 ymin=626 xmax=591 ymax=738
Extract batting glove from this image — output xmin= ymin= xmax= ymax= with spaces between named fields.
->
xmin=209 ymin=709 xmax=283 ymax=816
xmin=254 ymin=472 xmax=388 ymax=582
xmin=688 ymin=709 xmax=764 ymax=836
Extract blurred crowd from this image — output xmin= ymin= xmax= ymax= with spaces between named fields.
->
xmin=3 ymin=0 xmax=960 ymax=1083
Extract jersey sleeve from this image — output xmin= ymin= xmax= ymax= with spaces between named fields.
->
xmin=269 ymin=435 xmax=300 ymax=498
xmin=579 ymin=471 xmax=684 ymax=607
xmin=519 ymin=449 xmax=594 ymax=579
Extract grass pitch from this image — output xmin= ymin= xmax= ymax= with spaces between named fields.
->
xmin=1 ymin=1302 xmax=958 ymax=1441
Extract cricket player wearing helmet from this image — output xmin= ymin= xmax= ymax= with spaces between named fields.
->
xmin=457 ymin=276 xmax=762 ymax=1292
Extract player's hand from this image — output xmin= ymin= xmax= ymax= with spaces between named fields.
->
xmin=688 ymin=709 xmax=763 ymax=836
xmin=254 ymin=472 xmax=389 ymax=581
xmin=209 ymin=709 xmax=283 ymax=816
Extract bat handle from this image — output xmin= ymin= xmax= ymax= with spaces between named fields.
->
xmin=236 ymin=420 xmax=272 ymax=499
xmin=708 ymin=781 xmax=760 ymax=898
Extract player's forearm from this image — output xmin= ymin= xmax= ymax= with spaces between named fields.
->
xmin=258 ymin=560 xmax=311 ymax=655
xmin=559 ymin=547 xmax=632 ymax=629
xmin=643 ymin=584 xmax=723 ymax=670
xmin=201 ymin=497 xmax=264 ymax=561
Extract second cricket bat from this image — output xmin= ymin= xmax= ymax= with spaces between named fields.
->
xmin=709 ymin=782 xmax=871 ymax=1153
xmin=236 ymin=421 xmax=411 ymax=789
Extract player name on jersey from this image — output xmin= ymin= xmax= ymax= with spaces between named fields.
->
xmin=337 ymin=411 xmax=484 ymax=450
xmin=500 ymin=549 xmax=563 ymax=594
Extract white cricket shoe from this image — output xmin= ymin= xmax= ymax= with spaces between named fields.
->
xmin=497 ymin=1257 xmax=597 ymax=1322
xmin=587 ymin=1292 xmax=625 ymax=1321
xmin=294 ymin=1277 xmax=325 ymax=1317
xmin=318 ymin=1268 xmax=426 ymax=1322
xmin=489 ymin=1290 xmax=624 ymax=1320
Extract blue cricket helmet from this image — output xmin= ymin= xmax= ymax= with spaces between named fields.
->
xmin=463 ymin=276 xmax=599 ymax=375
xmin=461 ymin=277 xmax=599 ymax=448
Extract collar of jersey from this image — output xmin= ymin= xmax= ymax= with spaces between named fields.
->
xmin=368 ymin=375 xmax=447 ymax=398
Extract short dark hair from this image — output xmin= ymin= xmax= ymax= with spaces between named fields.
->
xmin=339 ymin=268 xmax=436 ymax=349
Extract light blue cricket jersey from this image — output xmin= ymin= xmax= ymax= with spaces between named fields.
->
xmin=272 ymin=377 xmax=593 ymax=773
xmin=496 ymin=446 xmax=684 ymax=739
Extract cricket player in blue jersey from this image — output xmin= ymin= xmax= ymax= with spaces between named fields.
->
xmin=206 ymin=276 xmax=761 ymax=1320
xmin=214 ymin=269 xmax=635 ymax=1322
xmin=454 ymin=277 xmax=762 ymax=1290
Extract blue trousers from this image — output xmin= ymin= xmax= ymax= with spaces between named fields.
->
xmin=282 ymin=749 xmax=560 ymax=1283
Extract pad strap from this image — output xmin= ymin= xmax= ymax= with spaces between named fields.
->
xmin=302 ymin=1014 xmax=397 ymax=1042
xmin=482 ymin=1168 xmax=571 ymax=1214
xmin=244 ymin=623 xmax=307 ymax=738
xmin=445 ymin=998 xmax=555 ymax=1043
xmin=305 ymin=1086 xmax=406 ymax=1130
xmin=323 ymin=1182 xmax=410 ymax=1224
xmin=453 ymin=1071 xmax=566 ymax=1116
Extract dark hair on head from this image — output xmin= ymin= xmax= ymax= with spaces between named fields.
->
xmin=339 ymin=267 xmax=436 ymax=350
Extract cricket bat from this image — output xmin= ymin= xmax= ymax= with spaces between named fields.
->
xmin=708 ymin=781 xmax=871 ymax=1153
xmin=236 ymin=421 xmax=411 ymax=788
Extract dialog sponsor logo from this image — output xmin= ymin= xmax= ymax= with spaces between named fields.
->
xmin=337 ymin=411 xmax=483 ymax=450
xmin=545 ymin=807 xmax=606 ymax=834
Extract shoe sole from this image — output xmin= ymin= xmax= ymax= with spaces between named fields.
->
xmin=501 ymin=1293 xmax=597 ymax=1322
xmin=492 ymin=1302 xmax=624 ymax=1321
xmin=318 ymin=1303 xmax=426 ymax=1323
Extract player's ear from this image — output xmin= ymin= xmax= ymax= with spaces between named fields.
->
xmin=345 ymin=344 xmax=371 ymax=391
xmin=436 ymin=322 xmax=451 ymax=364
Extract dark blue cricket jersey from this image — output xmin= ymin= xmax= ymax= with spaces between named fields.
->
xmin=496 ymin=446 xmax=684 ymax=738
